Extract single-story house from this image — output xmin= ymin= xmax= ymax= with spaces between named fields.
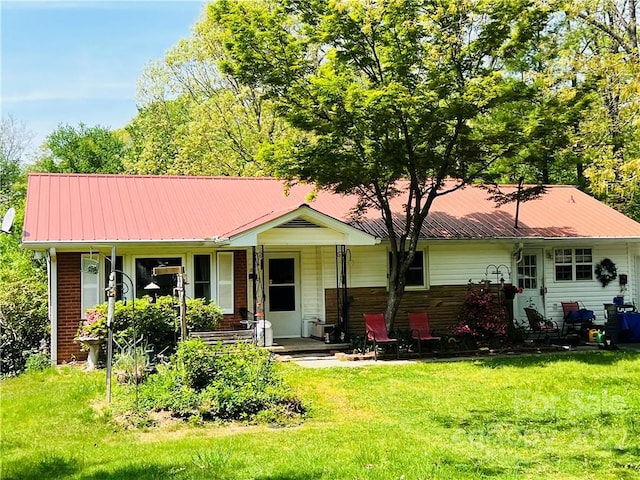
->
xmin=22 ymin=173 xmax=640 ymax=363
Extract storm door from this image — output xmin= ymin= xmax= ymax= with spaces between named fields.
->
xmin=516 ymin=249 xmax=545 ymax=322
xmin=265 ymin=254 xmax=301 ymax=338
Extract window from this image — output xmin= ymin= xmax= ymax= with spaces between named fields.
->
xmin=194 ymin=254 xmax=211 ymax=300
xmin=268 ymin=258 xmax=296 ymax=311
xmin=81 ymin=255 xmax=100 ymax=317
xmin=216 ymin=252 xmax=234 ymax=314
xmin=518 ymin=254 xmax=537 ymax=290
xmin=389 ymin=250 xmax=426 ymax=288
xmin=135 ymin=257 xmax=182 ymax=298
xmin=554 ymin=248 xmax=593 ymax=281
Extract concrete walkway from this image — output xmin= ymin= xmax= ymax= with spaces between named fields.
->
xmin=277 ymin=343 xmax=640 ymax=368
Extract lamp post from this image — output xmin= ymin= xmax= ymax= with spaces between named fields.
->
xmin=152 ymin=266 xmax=187 ymax=341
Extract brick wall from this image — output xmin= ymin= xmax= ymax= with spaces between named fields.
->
xmin=217 ymin=250 xmax=248 ymax=330
xmin=57 ymin=252 xmax=85 ymax=362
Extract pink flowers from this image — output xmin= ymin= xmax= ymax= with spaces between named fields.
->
xmin=76 ymin=308 xmax=106 ymax=339
xmin=453 ymin=288 xmax=508 ymax=339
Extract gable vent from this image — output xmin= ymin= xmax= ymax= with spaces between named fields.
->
xmin=277 ymin=218 xmax=322 ymax=228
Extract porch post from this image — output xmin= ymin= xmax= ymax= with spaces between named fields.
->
xmin=48 ymin=248 xmax=57 ymax=365
xmin=252 ymin=246 xmax=257 ymax=320
xmin=335 ymin=245 xmax=349 ymax=340
xmin=106 ymin=246 xmax=116 ymax=404
xmin=341 ymin=245 xmax=349 ymax=338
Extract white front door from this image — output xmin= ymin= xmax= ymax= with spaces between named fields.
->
xmin=265 ymin=253 xmax=301 ymax=338
xmin=516 ymin=250 xmax=545 ymax=323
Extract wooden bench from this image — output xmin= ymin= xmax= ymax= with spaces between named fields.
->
xmin=189 ymin=329 xmax=255 ymax=346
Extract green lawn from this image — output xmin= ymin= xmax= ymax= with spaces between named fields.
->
xmin=2 ymin=351 xmax=640 ymax=479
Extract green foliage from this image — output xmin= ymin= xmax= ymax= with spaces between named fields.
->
xmin=124 ymin=22 xmax=289 ymax=176
xmin=78 ymin=296 xmax=222 ymax=353
xmin=454 ymin=288 xmax=508 ymax=340
xmin=184 ymin=297 xmax=224 ymax=331
xmin=4 ymin=354 xmax=640 ymax=478
xmin=24 ymin=352 xmax=51 ymax=373
xmin=34 ymin=123 xmax=126 ymax=174
xmin=136 ymin=338 xmax=304 ymax=423
xmin=211 ymin=0 xmax=555 ymax=328
xmin=0 ymin=234 xmax=48 ymax=376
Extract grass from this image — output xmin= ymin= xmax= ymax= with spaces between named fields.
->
xmin=2 ymin=351 xmax=640 ymax=479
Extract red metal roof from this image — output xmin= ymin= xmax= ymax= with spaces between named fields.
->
xmin=22 ymin=173 xmax=640 ymax=245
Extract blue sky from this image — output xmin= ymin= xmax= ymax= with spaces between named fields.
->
xmin=1 ymin=0 xmax=206 ymax=153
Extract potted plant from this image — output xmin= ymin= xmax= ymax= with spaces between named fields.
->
xmin=75 ymin=309 xmax=107 ymax=370
xmin=113 ymin=348 xmax=147 ymax=384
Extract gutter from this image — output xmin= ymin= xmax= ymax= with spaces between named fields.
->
xmin=22 ymin=237 xmax=231 ymax=250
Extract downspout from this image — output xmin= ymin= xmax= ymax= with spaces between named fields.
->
xmin=48 ymin=248 xmax=57 ymax=365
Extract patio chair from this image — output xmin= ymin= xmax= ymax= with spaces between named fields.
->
xmin=561 ymin=301 xmax=595 ymax=336
xmin=408 ymin=312 xmax=441 ymax=355
xmin=364 ymin=313 xmax=399 ymax=361
xmin=523 ymin=307 xmax=560 ymax=343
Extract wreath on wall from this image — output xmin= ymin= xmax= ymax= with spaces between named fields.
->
xmin=595 ymin=258 xmax=617 ymax=287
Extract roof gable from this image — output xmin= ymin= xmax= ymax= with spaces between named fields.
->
xmin=228 ymin=204 xmax=379 ymax=246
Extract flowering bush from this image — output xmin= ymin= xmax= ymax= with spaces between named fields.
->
xmin=453 ymin=288 xmax=508 ymax=340
xmin=75 ymin=296 xmax=222 ymax=352
xmin=76 ymin=309 xmax=107 ymax=339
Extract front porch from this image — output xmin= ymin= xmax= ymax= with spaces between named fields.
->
xmin=267 ymin=337 xmax=350 ymax=354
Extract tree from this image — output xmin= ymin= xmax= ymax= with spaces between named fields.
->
xmin=211 ymin=0 xmax=550 ymax=328
xmin=35 ymin=123 xmax=126 ymax=174
xmin=0 ymin=115 xmax=33 ymax=209
xmin=559 ymin=0 xmax=640 ymax=220
xmin=0 ymin=232 xmax=49 ymax=375
xmin=0 ymin=116 xmax=48 ymax=374
xmin=125 ymin=17 xmax=290 ymax=176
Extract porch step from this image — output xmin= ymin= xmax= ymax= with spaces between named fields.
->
xmin=267 ymin=338 xmax=350 ymax=354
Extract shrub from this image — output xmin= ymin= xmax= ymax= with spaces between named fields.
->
xmin=0 ymin=234 xmax=49 ymax=376
xmin=24 ymin=352 xmax=51 ymax=373
xmin=79 ymin=296 xmax=222 ymax=355
xmin=453 ymin=287 xmax=507 ymax=341
xmin=136 ymin=338 xmax=305 ymax=423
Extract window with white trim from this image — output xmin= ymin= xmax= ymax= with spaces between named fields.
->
xmin=216 ymin=252 xmax=234 ymax=314
xmin=81 ymin=255 xmax=100 ymax=317
xmin=135 ymin=257 xmax=182 ymax=298
xmin=554 ymin=248 xmax=593 ymax=281
xmin=194 ymin=254 xmax=211 ymax=300
xmin=388 ymin=249 xmax=428 ymax=289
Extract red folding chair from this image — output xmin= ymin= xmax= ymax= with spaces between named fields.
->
xmin=408 ymin=312 xmax=441 ymax=355
xmin=364 ymin=313 xmax=398 ymax=360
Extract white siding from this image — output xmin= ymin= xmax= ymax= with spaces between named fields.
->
xmin=322 ymin=243 xmax=515 ymax=290
xmin=429 ymin=243 xmax=513 ymax=286
xmin=259 ymin=228 xmax=346 ymax=245
xmin=320 ymin=245 xmax=388 ymax=288
xmin=542 ymin=243 xmax=634 ymax=324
